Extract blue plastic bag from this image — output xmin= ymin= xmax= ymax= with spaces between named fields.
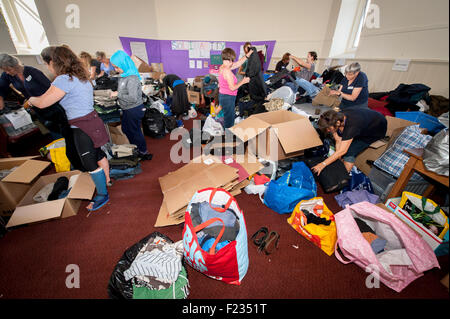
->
xmin=263 ymin=161 xmax=317 ymax=214
xmin=342 ymin=166 xmax=374 ymax=194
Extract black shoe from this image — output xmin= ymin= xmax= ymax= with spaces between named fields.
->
xmin=139 ymin=153 xmax=153 ymax=161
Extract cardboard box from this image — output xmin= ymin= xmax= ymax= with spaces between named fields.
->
xmin=193 ymin=76 xmax=204 ymax=89
xmin=151 ymin=63 xmax=164 ymax=73
xmin=187 ymin=89 xmax=201 ymax=105
xmin=108 ymin=124 xmax=130 ymax=145
xmin=229 ymin=110 xmax=323 ymax=161
xmin=355 ymin=116 xmax=417 ymax=175
xmin=385 ymin=197 xmax=444 ymax=252
xmin=131 ymin=55 xmax=152 ymax=73
xmin=6 ymin=170 xmax=95 ymax=228
xmin=0 ymin=157 xmax=51 ymax=215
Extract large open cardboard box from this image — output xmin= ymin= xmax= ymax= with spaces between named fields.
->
xmin=355 ymin=116 xmax=418 ymax=175
xmin=6 ymin=170 xmax=95 ymax=228
xmin=229 ymin=110 xmax=323 ymax=161
xmin=0 ymin=156 xmax=51 ymax=215
xmin=131 ymin=55 xmax=152 ymax=73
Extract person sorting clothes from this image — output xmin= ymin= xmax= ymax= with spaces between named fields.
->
xmin=312 ymin=108 xmax=387 ymax=175
xmin=28 ymin=46 xmax=111 ymax=212
xmin=329 ymin=62 xmax=369 ymax=110
xmin=110 ymin=50 xmax=152 ymax=161
xmin=0 ymin=52 xmax=83 ymax=171
xmin=159 ymin=73 xmax=191 ymax=120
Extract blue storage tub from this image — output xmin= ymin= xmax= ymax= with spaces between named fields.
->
xmin=395 ymin=111 xmax=446 ymax=134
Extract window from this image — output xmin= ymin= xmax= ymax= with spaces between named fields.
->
xmin=352 ymin=0 xmax=371 ymax=48
xmin=329 ymin=0 xmax=372 ymax=58
xmin=0 ymin=0 xmax=49 ymax=54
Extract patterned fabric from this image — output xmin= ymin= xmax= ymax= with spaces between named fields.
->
xmin=374 ymin=125 xmax=432 ymax=179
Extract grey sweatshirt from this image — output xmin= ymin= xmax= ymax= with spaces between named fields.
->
xmin=117 ymin=75 xmax=143 ymax=110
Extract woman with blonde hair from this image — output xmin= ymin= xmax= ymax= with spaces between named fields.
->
xmin=96 ymin=51 xmax=115 ymax=76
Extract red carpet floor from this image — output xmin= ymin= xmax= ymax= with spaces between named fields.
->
xmin=0 ymin=119 xmax=449 ymax=299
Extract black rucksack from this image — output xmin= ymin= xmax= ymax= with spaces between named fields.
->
xmin=142 ymin=108 xmax=165 ymax=138
xmin=163 ymin=115 xmax=178 ymax=133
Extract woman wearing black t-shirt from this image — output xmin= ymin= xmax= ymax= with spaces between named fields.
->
xmin=312 ymin=108 xmax=387 ymax=175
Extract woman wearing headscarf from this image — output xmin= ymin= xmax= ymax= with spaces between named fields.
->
xmin=28 ymin=46 xmax=111 ymax=212
xmin=110 ymin=50 xmax=152 ymax=161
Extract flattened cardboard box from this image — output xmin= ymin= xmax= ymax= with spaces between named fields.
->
xmin=155 ymin=152 xmax=263 ymax=227
xmin=0 ymin=157 xmax=51 ymax=215
xmin=6 ymin=170 xmax=95 ymax=228
xmin=229 ymin=110 xmax=322 ymax=161
xmin=355 ymin=116 xmax=418 ymax=175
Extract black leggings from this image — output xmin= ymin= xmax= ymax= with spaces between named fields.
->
xmin=72 ymin=128 xmax=106 ymax=172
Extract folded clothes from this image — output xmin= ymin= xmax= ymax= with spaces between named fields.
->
xmin=335 ymin=189 xmax=380 ymax=209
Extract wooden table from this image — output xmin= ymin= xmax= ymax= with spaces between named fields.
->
xmin=387 ymin=148 xmax=449 ymax=199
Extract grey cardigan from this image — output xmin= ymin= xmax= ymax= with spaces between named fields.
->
xmin=117 ymin=75 xmax=143 ymax=110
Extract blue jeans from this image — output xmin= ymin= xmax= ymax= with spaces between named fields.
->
xmin=343 ymin=139 xmax=370 ymax=163
xmin=121 ymin=104 xmax=148 ymax=154
xmin=294 ymin=78 xmax=319 ymax=97
xmin=219 ymin=93 xmax=237 ymax=128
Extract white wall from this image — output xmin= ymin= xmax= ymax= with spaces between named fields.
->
xmin=154 ymin=0 xmax=338 ymax=60
xmin=356 ymin=0 xmax=449 ymax=60
xmin=35 ymin=0 xmax=159 ymax=56
xmin=32 ymin=0 xmax=339 ymax=60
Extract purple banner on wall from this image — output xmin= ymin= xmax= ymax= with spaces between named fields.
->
xmin=119 ymin=36 xmax=276 ymax=80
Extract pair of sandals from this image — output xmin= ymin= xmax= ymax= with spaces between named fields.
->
xmin=251 ymin=227 xmax=280 ymax=255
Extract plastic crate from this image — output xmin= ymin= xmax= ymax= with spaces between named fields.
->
xmin=368 ymin=166 xmax=430 ymax=202
xmin=395 ymin=111 xmax=446 ymax=134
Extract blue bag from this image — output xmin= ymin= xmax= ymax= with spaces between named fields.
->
xmin=263 ymin=161 xmax=317 ymax=214
xmin=342 ymin=166 xmax=374 ymax=194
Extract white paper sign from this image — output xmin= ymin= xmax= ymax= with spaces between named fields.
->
xmin=130 ymin=41 xmax=149 ymax=64
xmin=392 ymin=59 xmax=411 ymax=72
xmin=337 ymin=58 xmax=346 ymax=66
xmin=189 ymin=60 xmax=195 ymax=69
xmin=196 ymin=60 xmax=202 ymax=69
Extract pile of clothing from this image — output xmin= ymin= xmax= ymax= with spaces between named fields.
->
xmin=123 ymin=235 xmax=189 ymax=299
xmin=108 ymin=144 xmax=142 ymax=181
xmin=93 ymin=90 xmax=121 ymax=123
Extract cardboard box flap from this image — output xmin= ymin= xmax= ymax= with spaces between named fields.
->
xmin=2 ymin=160 xmax=50 ymax=184
xmin=68 ymin=173 xmax=95 ymax=200
xmin=368 ymin=140 xmax=387 ymax=149
xmin=6 ymin=199 xmax=66 ymax=228
xmin=0 ymin=156 xmax=38 ymax=170
xmin=272 ymin=118 xmax=323 ymax=154
xmin=229 ymin=116 xmax=271 ymax=142
xmin=386 ymin=116 xmax=417 ymax=137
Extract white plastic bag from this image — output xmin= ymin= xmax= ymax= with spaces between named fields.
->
xmin=202 ymin=115 xmax=224 ymax=137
